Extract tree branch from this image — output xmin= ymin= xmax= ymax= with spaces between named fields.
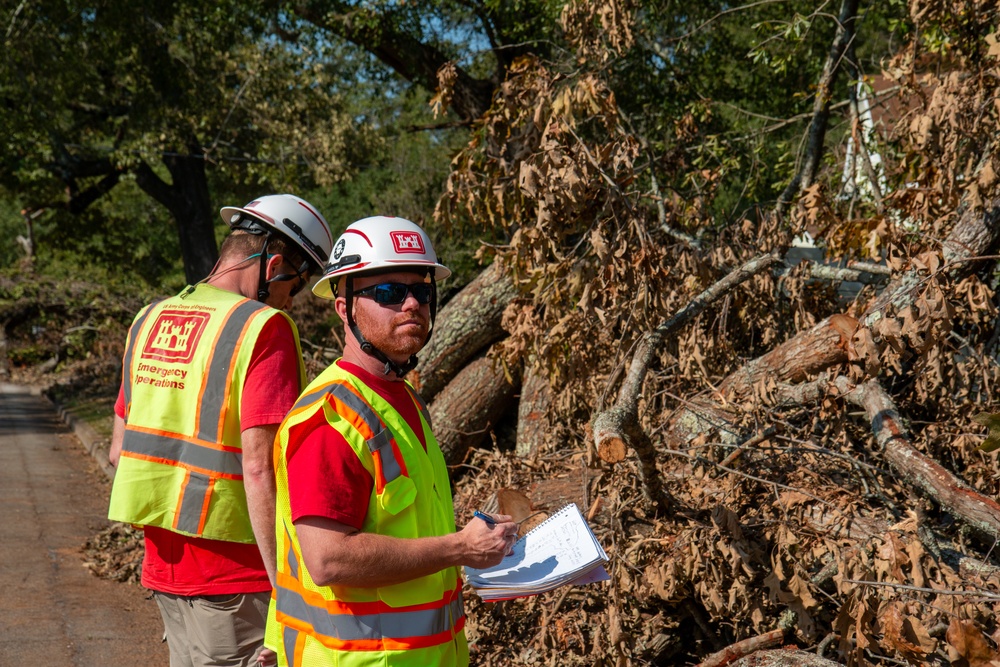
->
xmin=833 ymin=375 xmax=1000 ymax=542
xmin=592 ymin=251 xmax=781 ymax=510
xmin=862 ymin=197 xmax=1000 ymax=327
xmin=776 ymin=0 xmax=859 ymax=217
xmin=290 ymin=1 xmax=494 ymax=120
xmin=695 ymin=611 xmax=797 ymax=667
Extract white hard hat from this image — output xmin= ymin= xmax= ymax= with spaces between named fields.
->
xmin=313 ymin=216 xmax=451 ymax=300
xmin=220 ymin=194 xmax=334 ymax=272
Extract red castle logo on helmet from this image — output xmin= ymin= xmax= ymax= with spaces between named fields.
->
xmin=390 ymin=231 xmax=426 ymax=254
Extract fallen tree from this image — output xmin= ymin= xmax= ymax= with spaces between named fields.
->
xmin=410 ymin=260 xmax=517 ymax=402
xmin=428 ymin=347 xmax=520 ymax=465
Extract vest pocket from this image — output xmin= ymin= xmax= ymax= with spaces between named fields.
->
xmin=378 ymin=475 xmax=417 ymax=515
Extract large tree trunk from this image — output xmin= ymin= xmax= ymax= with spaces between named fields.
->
xmin=135 ymin=146 xmax=218 ymax=283
xmin=515 ymin=359 xmax=551 ymax=458
xmin=430 ymin=348 xmax=520 ymax=466
xmin=0 ymin=324 xmax=8 ymax=379
xmin=409 ymin=260 xmax=517 ymax=401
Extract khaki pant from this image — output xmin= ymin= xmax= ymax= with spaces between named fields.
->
xmin=154 ymin=591 xmax=270 ymax=667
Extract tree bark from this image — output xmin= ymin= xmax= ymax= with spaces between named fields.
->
xmin=409 ymin=260 xmax=517 ymax=401
xmin=717 ymin=314 xmax=857 ymax=398
xmin=0 ymin=323 xmax=8 ymax=378
xmin=862 ymin=197 xmax=1000 ymax=327
xmin=696 ymin=621 xmax=794 ymax=667
xmin=662 ymin=315 xmax=855 ymax=458
xmin=833 ymin=375 xmax=1000 ymax=542
xmin=430 ymin=349 xmax=520 ymax=466
xmin=662 ymin=399 xmax=742 ymax=456
xmin=515 ymin=359 xmax=551 ymax=458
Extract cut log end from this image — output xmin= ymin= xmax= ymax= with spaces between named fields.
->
xmin=597 ymin=436 xmax=628 ymax=463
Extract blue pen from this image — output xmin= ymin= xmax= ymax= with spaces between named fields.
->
xmin=473 ymin=510 xmax=497 ymax=526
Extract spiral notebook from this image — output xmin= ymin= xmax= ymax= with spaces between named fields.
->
xmin=464 ymin=503 xmax=609 ymax=601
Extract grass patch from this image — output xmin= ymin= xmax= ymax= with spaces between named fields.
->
xmin=48 ymin=383 xmax=117 ymax=440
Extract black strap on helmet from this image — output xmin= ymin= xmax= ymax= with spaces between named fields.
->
xmin=232 ymin=213 xmax=313 ymax=302
xmin=255 ymin=233 xmax=274 ymax=302
xmin=281 ymin=218 xmax=328 ymax=269
xmin=228 ymin=213 xmax=274 ymax=303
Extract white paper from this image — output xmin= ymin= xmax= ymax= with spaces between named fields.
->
xmin=465 ymin=503 xmax=608 ymax=600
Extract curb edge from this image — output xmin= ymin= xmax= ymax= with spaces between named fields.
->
xmin=40 ymin=387 xmax=115 ymax=480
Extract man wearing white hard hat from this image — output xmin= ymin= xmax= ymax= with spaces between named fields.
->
xmin=265 ymin=216 xmax=518 ymax=666
xmin=108 ymin=194 xmax=334 ymax=667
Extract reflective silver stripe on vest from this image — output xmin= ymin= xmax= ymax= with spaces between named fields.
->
xmin=367 ymin=428 xmax=403 ymax=485
xmin=276 ymin=583 xmax=463 ymax=644
xmin=122 ymin=430 xmax=243 ymax=475
xmin=175 ymin=471 xmax=211 ymax=534
xmin=282 ymin=625 xmax=299 ymax=665
xmin=121 ymin=295 xmax=269 ymax=536
xmin=122 ymin=303 xmax=161 ymax=411
xmin=197 ymin=299 xmax=270 ymax=442
xmin=296 ymin=383 xmax=404 ymax=485
xmin=291 ymin=382 xmax=335 ymax=412
xmin=285 ymin=526 xmax=300 ymax=580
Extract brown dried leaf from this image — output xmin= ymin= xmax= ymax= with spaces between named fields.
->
xmin=776 ymin=490 xmax=811 ymax=508
xmin=882 ymin=603 xmax=936 ymax=659
xmin=496 ymin=488 xmax=533 ymax=521
xmin=946 ymin=619 xmax=1000 ymax=666
xmin=875 ymin=533 xmax=909 ymax=581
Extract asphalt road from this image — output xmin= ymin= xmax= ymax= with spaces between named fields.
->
xmin=0 ymin=383 xmax=168 ymax=665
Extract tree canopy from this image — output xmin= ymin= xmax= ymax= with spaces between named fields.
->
xmin=1 ymin=0 xmax=364 ymax=281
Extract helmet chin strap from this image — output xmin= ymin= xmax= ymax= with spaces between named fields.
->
xmin=345 ymin=276 xmax=437 ymax=378
xmin=256 ymin=233 xmax=273 ymax=302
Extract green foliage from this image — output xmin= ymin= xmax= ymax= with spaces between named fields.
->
xmin=973 ymin=412 xmax=1000 ymax=452
xmin=0 ymin=199 xmax=26 ymax=268
xmin=613 ymin=1 xmax=909 ymax=225
xmin=301 ymin=84 xmax=493 ymax=291
xmin=0 ymin=0 xmax=361 ymax=281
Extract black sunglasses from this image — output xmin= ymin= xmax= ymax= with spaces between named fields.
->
xmin=268 ymin=259 xmax=312 ymax=297
xmin=355 ymin=282 xmax=433 ymax=305
xmin=288 ymin=273 xmax=309 ymax=297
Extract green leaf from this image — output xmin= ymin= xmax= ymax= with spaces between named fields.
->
xmin=972 ymin=412 xmax=1000 ymax=452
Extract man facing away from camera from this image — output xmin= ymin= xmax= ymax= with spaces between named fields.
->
xmin=108 ymin=194 xmax=333 ymax=667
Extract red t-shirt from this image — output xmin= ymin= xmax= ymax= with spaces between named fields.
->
xmin=285 ymin=360 xmax=427 ymax=531
xmin=115 ymin=313 xmax=301 ymax=595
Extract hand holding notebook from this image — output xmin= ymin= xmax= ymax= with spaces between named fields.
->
xmin=464 ymin=503 xmax=609 ymax=601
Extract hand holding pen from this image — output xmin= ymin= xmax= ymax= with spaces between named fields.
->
xmin=474 ymin=510 xmax=497 ymax=526
xmin=460 ymin=510 xmax=517 ymax=568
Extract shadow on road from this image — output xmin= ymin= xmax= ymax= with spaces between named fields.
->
xmin=0 ymin=385 xmax=70 ymax=437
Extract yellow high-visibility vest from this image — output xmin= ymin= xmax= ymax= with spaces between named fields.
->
xmin=268 ymin=362 xmax=468 ymax=666
xmin=108 ymin=284 xmax=305 ymax=543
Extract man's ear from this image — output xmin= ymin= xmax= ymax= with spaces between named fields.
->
xmin=334 ymin=296 xmax=349 ymax=323
xmin=264 ymin=253 xmax=285 ymax=280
